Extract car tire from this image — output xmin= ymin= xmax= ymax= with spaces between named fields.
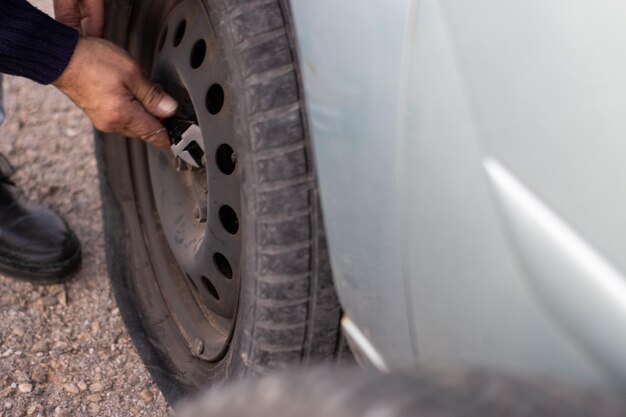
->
xmin=96 ymin=0 xmax=342 ymax=402
xmin=178 ymin=368 xmax=626 ymax=417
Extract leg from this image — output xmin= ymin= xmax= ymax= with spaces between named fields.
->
xmin=0 ymin=73 xmax=81 ymax=283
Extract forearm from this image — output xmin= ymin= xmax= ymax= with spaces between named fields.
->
xmin=0 ymin=0 xmax=78 ymax=84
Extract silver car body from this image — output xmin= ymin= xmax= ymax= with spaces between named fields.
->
xmin=290 ymin=0 xmax=626 ymax=390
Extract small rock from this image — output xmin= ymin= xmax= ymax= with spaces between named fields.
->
xmin=27 ymin=404 xmax=39 ymax=415
xmin=88 ymin=382 xmax=104 ymax=393
xmin=40 ymin=295 xmax=57 ymax=306
xmin=86 ymin=394 xmax=102 ymax=402
xmin=139 ymin=389 xmax=153 ymax=402
xmin=88 ymin=403 xmax=100 ymax=414
xmin=52 ymin=341 xmax=68 ymax=351
xmin=4 ymin=400 xmax=13 ymax=409
xmin=63 ymin=383 xmax=79 ymax=395
xmin=17 ymin=383 xmax=33 ymax=394
xmin=14 ymin=370 xmax=29 ymax=382
xmin=0 ymin=387 xmax=12 ymax=399
xmin=30 ymin=340 xmax=48 ymax=353
xmin=77 ymin=381 xmax=87 ymax=392
xmin=54 ymin=406 xmax=69 ymax=417
xmin=90 ymin=322 xmax=100 ymax=333
xmin=31 ymin=367 xmax=47 ymax=384
xmin=47 ymin=370 xmax=62 ymax=386
xmin=12 ymin=326 xmax=25 ymax=337
xmin=56 ymin=290 xmax=67 ymax=307
xmin=0 ymin=294 xmax=19 ymax=305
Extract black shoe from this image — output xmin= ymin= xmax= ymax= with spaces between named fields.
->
xmin=0 ymin=155 xmax=81 ymax=283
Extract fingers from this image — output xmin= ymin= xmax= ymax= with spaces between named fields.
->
xmin=53 ymin=0 xmax=82 ymax=29
xmin=52 ymin=36 xmax=175 ymax=149
xmin=127 ymin=71 xmax=178 ymax=119
xmin=123 ymin=100 xmax=171 ymax=148
xmin=79 ymin=0 xmax=104 ymax=37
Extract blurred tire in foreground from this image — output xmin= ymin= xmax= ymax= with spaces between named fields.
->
xmin=177 ymin=367 xmax=626 ymax=417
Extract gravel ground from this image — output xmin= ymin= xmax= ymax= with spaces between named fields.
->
xmin=0 ymin=4 xmax=170 ymax=416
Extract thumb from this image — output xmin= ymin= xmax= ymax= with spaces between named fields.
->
xmin=128 ymin=72 xmax=178 ymax=118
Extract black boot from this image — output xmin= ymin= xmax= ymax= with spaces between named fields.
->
xmin=0 ymin=154 xmax=81 ymax=283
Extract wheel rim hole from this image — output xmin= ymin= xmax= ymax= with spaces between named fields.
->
xmin=186 ymin=273 xmax=199 ymax=292
xmin=206 ymin=84 xmax=224 ymax=115
xmin=201 ymin=276 xmax=220 ymax=300
xmin=174 ymin=20 xmax=186 ymax=47
xmin=219 ymin=205 xmax=239 ymax=235
xmin=158 ymin=26 xmax=168 ymax=52
xmin=216 ymin=144 xmax=236 ymax=175
xmin=213 ymin=253 xmax=233 ymax=279
xmin=190 ymin=39 xmax=206 ymax=69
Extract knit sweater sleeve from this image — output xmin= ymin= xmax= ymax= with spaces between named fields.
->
xmin=0 ymin=0 xmax=79 ymax=84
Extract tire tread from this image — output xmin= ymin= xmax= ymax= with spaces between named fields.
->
xmin=224 ymin=0 xmax=340 ymax=367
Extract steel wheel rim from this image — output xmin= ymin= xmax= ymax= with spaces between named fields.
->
xmin=133 ymin=0 xmax=242 ymax=362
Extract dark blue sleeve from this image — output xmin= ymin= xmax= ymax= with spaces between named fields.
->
xmin=0 ymin=0 xmax=79 ymax=84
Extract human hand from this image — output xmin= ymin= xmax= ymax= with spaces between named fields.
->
xmin=53 ymin=0 xmax=104 ymax=37
xmin=53 ymin=37 xmax=177 ymax=148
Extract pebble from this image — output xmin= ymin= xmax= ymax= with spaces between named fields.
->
xmin=0 ymin=387 xmax=12 ymax=399
xmin=56 ymin=290 xmax=67 ymax=307
xmin=139 ymin=389 xmax=154 ymax=402
xmin=31 ymin=367 xmax=47 ymax=384
xmin=88 ymin=382 xmax=104 ymax=393
xmin=88 ymin=403 xmax=100 ymax=414
xmin=39 ymin=295 xmax=58 ymax=307
xmin=30 ymin=340 xmax=48 ymax=353
xmin=63 ymin=383 xmax=79 ymax=395
xmin=12 ymin=326 xmax=25 ymax=337
xmin=17 ymin=384 xmax=32 ymax=394
xmin=76 ymin=381 xmax=87 ymax=392
xmin=86 ymin=394 xmax=102 ymax=403
xmin=14 ymin=370 xmax=29 ymax=382
xmin=54 ymin=406 xmax=69 ymax=417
